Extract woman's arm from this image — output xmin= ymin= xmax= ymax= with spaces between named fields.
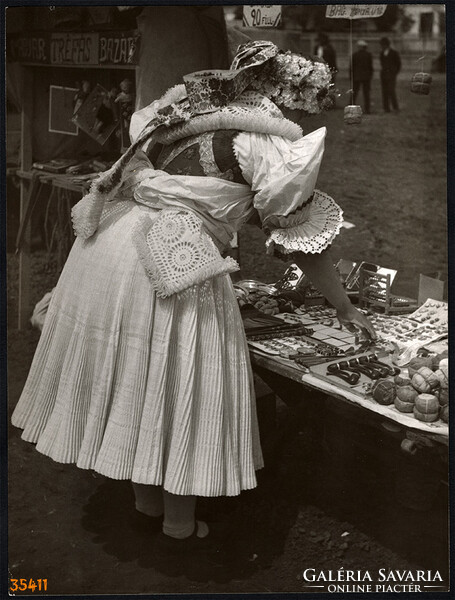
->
xmin=293 ymin=249 xmax=376 ymax=339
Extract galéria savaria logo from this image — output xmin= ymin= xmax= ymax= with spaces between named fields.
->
xmin=302 ymin=568 xmax=446 ymax=593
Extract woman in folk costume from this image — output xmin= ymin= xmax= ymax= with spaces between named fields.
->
xmin=12 ymin=41 xmax=375 ymax=549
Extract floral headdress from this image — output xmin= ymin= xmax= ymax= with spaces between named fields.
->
xmin=231 ymin=45 xmax=334 ymax=114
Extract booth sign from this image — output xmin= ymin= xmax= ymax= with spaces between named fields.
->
xmin=243 ymin=5 xmax=282 ymax=28
xmin=325 ymin=5 xmax=387 ymax=19
xmin=8 ymin=31 xmax=140 ymax=66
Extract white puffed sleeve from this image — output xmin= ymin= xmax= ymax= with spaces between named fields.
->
xmin=233 ymin=128 xmax=343 ymax=255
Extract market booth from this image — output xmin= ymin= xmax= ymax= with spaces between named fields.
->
xmin=235 ymin=262 xmax=448 ymax=510
xmin=8 ymin=5 xmax=448 ymax=507
xmin=7 ymin=5 xmax=229 ymax=328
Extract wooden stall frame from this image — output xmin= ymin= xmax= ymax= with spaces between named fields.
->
xmin=18 ymin=66 xmax=33 ymax=330
xmin=15 ymin=62 xmax=138 ymax=329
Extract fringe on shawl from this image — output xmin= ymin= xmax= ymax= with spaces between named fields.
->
xmin=71 ymin=123 xmax=161 ymax=239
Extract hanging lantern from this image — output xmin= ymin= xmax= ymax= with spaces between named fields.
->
xmin=344 ymin=105 xmax=363 ymax=124
xmin=411 ymin=72 xmax=432 ymax=95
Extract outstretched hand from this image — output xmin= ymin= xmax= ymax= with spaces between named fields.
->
xmin=336 ymin=304 xmax=377 ymax=340
xmin=292 ymin=251 xmax=377 ymax=341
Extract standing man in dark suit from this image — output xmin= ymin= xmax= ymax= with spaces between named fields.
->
xmin=350 ymin=40 xmax=374 ymax=113
xmin=379 ymin=37 xmax=401 ymax=112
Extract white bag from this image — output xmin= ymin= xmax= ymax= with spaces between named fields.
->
xmin=30 ymin=288 xmax=55 ymax=331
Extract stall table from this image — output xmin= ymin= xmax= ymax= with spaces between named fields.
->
xmin=250 ymin=347 xmax=448 ymax=456
xmin=15 ymin=170 xmax=87 ymax=329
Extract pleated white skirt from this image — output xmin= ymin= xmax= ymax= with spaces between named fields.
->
xmin=12 ymin=201 xmax=263 ymax=496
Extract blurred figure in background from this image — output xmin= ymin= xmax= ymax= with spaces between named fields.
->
xmin=432 ymin=44 xmax=446 ymax=73
xmin=350 ymin=40 xmax=373 ymax=114
xmin=379 ymin=37 xmax=401 ymax=113
xmin=314 ymin=32 xmax=337 ymax=81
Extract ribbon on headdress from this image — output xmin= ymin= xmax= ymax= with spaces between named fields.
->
xmin=184 ymin=40 xmax=278 ymax=114
xmin=72 ymin=40 xmax=279 ymax=239
xmin=230 ymin=39 xmax=279 ymax=71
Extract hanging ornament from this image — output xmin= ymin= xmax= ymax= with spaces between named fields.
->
xmin=411 ymin=72 xmax=432 ymax=95
xmin=344 ymin=105 xmax=363 ymax=124
xmin=325 ymin=4 xmax=387 ymax=124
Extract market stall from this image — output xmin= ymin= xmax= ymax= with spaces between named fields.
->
xmin=9 ymin=23 xmax=140 ymax=328
xmin=7 ymin=5 xmax=229 ymax=328
xmin=235 ymin=263 xmax=448 ymax=458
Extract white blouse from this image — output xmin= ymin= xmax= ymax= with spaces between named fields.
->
xmin=130 ymin=126 xmax=343 ymax=256
xmin=129 ymin=88 xmax=343 ymax=255
xmin=233 ymin=128 xmax=343 ymax=255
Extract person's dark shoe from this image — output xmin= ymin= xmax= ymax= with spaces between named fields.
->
xmin=129 ymin=510 xmax=164 ymax=535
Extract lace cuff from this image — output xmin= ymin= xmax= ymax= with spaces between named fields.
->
xmin=132 ymin=209 xmax=239 ymax=298
xmin=265 ymin=190 xmax=343 ymax=255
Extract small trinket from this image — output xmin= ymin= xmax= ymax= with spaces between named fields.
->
xmin=410 ymin=72 xmax=432 ymax=95
xmin=371 ymin=378 xmax=396 ymax=405
xmin=280 ymin=349 xmax=299 ymax=360
xmin=344 ymin=105 xmax=363 ymax=124
xmin=297 ymin=347 xmax=314 ymax=356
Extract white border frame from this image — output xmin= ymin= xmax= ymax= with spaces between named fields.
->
xmin=48 ymin=85 xmax=79 ymax=136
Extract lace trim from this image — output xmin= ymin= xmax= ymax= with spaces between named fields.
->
xmin=158 ymin=131 xmax=239 ymax=182
xmin=132 ymin=209 xmax=239 ymax=298
xmin=199 ymin=132 xmax=218 ymax=176
xmin=71 ymin=184 xmax=108 ymax=240
xmin=265 ymin=190 xmax=343 ymax=255
xmin=232 ymin=91 xmax=283 ymax=116
xmin=264 ymin=194 xmax=315 ymax=230
xmin=155 ymin=106 xmax=302 ymax=146
xmin=197 ymin=132 xmax=234 ymax=181
xmin=99 ymin=199 xmax=131 ymax=227
xmin=72 ymin=93 xmax=301 ymax=240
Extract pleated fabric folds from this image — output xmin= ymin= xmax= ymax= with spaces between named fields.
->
xmin=12 ymin=201 xmax=263 ymax=496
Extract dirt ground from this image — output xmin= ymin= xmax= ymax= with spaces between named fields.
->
xmin=6 ymin=75 xmax=449 ymax=595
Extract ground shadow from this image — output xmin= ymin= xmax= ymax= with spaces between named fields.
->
xmin=79 ymin=425 xmax=305 ymax=584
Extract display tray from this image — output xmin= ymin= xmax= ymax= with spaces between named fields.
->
xmin=249 ymin=348 xmax=448 ymax=438
xmin=247 ymin=333 xmax=346 ymax=363
xmin=238 ymin=281 xmax=448 ymax=372
xmin=309 ymin=350 xmax=392 ymax=393
xmin=300 ymin=370 xmax=449 ymax=436
xmin=275 ymin=312 xmax=358 ymax=351
xmin=234 ymin=280 xmax=277 ymax=295
xmin=308 ymin=353 xmax=448 ymax=432
xmin=241 ymin=305 xmax=312 ymax=338
xmin=274 ymin=306 xmax=448 ymax=362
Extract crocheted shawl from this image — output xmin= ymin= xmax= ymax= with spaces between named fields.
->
xmin=72 ymin=40 xmax=303 ymax=240
xmin=72 ymin=90 xmax=303 ymax=239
